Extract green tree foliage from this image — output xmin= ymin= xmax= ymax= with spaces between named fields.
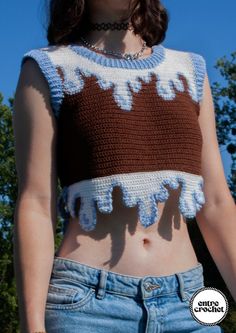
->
xmin=211 ymin=51 xmax=236 ymax=199
xmin=0 ymin=51 xmax=235 ymax=331
xmin=0 ymin=93 xmax=19 ymax=332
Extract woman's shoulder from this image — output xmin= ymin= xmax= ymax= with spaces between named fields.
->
xmin=20 ymin=44 xmax=67 ymax=118
xmin=160 ymin=44 xmax=207 ymax=104
xmin=21 ymin=44 xmax=67 ymax=62
xmin=162 ymin=44 xmax=205 ymax=62
xmin=162 ymin=44 xmax=207 ymax=79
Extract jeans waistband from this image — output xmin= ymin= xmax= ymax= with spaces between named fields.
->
xmin=51 ymin=255 xmax=204 ymax=300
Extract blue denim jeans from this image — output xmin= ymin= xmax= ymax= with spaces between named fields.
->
xmin=45 ymin=256 xmax=225 ymax=332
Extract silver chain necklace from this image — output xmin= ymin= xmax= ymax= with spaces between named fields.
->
xmin=79 ymin=35 xmax=148 ymax=60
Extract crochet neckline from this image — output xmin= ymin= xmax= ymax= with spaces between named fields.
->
xmin=68 ymin=42 xmax=165 ymax=69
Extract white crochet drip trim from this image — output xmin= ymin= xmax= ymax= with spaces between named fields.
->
xmin=58 ymin=170 xmax=205 ymax=232
xmin=44 ymin=46 xmax=200 ymax=111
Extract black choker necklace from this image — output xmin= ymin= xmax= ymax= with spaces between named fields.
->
xmin=88 ymin=21 xmax=133 ymax=31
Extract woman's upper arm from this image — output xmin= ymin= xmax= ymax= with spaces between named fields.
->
xmin=198 ymin=73 xmax=233 ymax=206
xmin=13 ymin=57 xmax=58 ymax=219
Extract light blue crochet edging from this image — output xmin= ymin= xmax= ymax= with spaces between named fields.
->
xmin=189 ymin=52 xmax=207 ymax=104
xmin=57 ymin=173 xmax=206 ymax=232
xmin=69 ymin=43 xmax=166 ymax=70
xmin=21 ymin=49 xmax=64 ymax=118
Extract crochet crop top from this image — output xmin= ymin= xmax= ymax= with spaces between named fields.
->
xmin=21 ymin=42 xmax=207 ymax=232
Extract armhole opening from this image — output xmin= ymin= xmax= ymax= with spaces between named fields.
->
xmin=189 ymin=52 xmax=207 ymax=105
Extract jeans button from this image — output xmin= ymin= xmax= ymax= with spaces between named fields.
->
xmin=144 ymin=282 xmax=161 ymax=291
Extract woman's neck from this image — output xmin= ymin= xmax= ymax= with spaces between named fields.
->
xmin=80 ymin=0 xmax=150 ymax=55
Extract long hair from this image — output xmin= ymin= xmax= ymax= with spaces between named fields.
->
xmin=46 ymin=0 xmax=169 ymax=47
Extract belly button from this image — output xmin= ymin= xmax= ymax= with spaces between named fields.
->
xmin=142 ymin=238 xmax=151 ymax=246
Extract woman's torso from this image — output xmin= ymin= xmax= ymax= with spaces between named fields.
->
xmin=54 ymin=45 xmax=202 ymax=277
xmin=56 ymin=184 xmax=199 ymax=277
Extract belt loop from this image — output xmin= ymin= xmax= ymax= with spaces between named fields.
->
xmin=96 ymin=269 xmax=108 ymax=300
xmin=176 ymin=273 xmax=187 ymax=302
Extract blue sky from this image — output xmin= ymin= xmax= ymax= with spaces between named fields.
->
xmin=0 ymin=0 xmax=235 ymax=177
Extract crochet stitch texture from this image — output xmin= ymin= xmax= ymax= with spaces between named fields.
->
xmin=21 ymin=42 xmax=207 ymax=232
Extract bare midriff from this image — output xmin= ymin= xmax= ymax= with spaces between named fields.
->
xmin=55 ymin=185 xmax=199 ymax=277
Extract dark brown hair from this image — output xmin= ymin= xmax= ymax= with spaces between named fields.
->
xmin=46 ymin=0 xmax=169 ymax=47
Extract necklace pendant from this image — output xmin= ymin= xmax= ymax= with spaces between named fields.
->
xmin=124 ymin=53 xmax=133 ymax=60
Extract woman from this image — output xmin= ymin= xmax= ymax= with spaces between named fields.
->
xmin=13 ymin=0 xmax=235 ymax=332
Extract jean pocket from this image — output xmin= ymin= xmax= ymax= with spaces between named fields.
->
xmin=184 ymin=283 xmax=205 ymax=305
xmin=46 ymin=277 xmax=95 ymax=310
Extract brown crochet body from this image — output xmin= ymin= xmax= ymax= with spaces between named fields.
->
xmin=56 ymin=72 xmax=202 ymax=188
